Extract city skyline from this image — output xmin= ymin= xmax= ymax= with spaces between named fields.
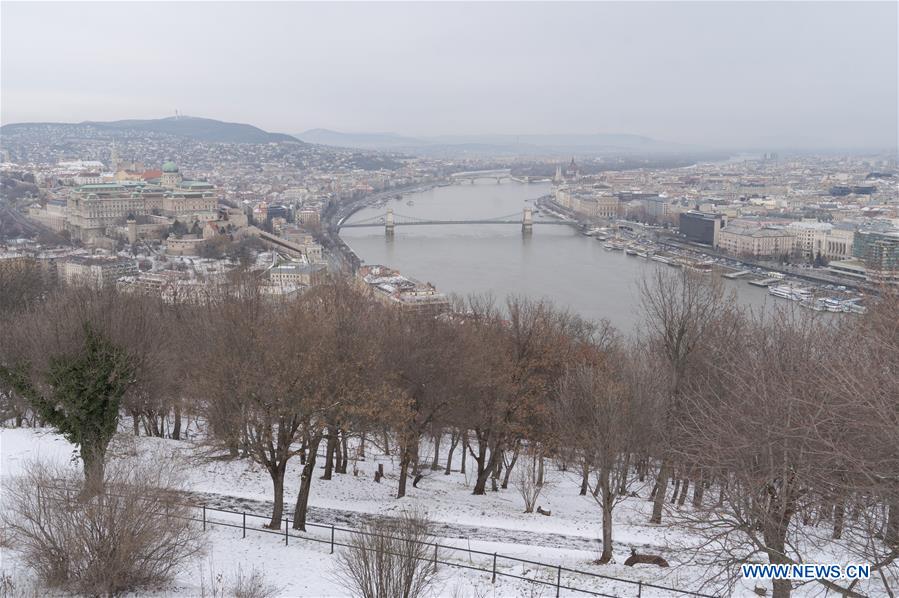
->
xmin=2 ymin=1 xmax=897 ymax=151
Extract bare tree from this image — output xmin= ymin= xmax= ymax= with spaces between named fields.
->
xmin=639 ymin=268 xmax=731 ymax=524
xmin=460 ymin=296 xmax=595 ymax=496
xmin=556 ymin=348 xmax=637 ymax=564
xmin=379 ymin=307 xmax=463 ymax=498
xmin=192 ymin=276 xmax=308 ymax=528
xmin=674 ymin=308 xmax=896 ymax=598
xmin=515 ymin=446 xmax=547 ymax=513
xmin=290 ymin=280 xmax=386 ymax=529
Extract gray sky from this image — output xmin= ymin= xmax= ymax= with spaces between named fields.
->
xmin=2 ymin=1 xmax=897 ymax=149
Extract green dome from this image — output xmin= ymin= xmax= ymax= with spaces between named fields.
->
xmin=162 ymin=161 xmax=179 ymax=173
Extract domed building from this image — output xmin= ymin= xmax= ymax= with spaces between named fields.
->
xmin=161 ymin=161 xmax=183 ymax=189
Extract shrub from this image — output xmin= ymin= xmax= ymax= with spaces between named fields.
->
xmin=200 ymin=564 xmax=280 ymax=598
xmin=2 ymin=459 xmax=204 ymax=596
xmin=334 ymin=509 xmax=439 ymax=598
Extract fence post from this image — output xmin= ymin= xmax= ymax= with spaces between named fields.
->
xmin=202 ymin=505 xmax=206 ymax=531
xmin=242 ymin=512 xmax=246 ymax=539
xmin=433 ymin=543 xmax=438 ymax=570
xmin=637 ymin=580 xmax=642 ymax=598
xmin=556 ymin=565 xmax=561 ymax=597
xmin=330 ymin=525 xmax=335 ymax=554
xmin=492 ymin=553 xmax=497 ymax=584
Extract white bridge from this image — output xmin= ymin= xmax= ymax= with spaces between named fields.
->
xmin=449 ymin=169 xmax=512 ymax=183
xmin=339 ymin=208 xmax=574 ymax=237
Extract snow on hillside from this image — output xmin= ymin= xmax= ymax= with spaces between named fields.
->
xmin=1 ymin=427 xmax=888 ymax=597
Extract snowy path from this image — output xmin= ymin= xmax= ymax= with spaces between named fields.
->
xmin=180 ymin=487 xmax=665 ymax=557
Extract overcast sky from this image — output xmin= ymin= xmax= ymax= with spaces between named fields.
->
xmin=2 ymin=1 xmax=896 ymax=149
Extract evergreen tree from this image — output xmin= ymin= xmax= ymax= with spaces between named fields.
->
xmin=8 ymin=325 xmax=134 ymax=491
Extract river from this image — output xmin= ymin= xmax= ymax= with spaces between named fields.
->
xmin=340 ymin=180 xmax=783 ymax=333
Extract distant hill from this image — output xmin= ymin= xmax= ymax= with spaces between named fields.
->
xmin=296 ymin=129 xmax=695 ymax=155
xmin=297 ymin=129 xmax=426 ymax=149
xmin=2 ymin=116 xmax=302 ymax=144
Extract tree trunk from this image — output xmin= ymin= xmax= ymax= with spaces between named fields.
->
xmin=692 ymin=472 xmax=704 ymax=508
xmin=147 ymin=413 xmax=161 ymax=437
xmin=334 ymin=430 xmax=346 ymax=474
xmin=501 ymin=446 xmax=519 ymax=489
xmin=410 ymin=435 xmax=422 ymax=478
xmin=670 ymin=477 xmax=681 ymax=504
xmin=763 ymin=480 xmax=797 ymax=598
xmin=322 ymin=427 xmax=336 ymax=480
xmin=397 ymin=441 xmax=412 ymax=499
xmin=335 ymin=429 xmax=348 ymax=474
xmin=293 ymin=433 xmax=322 ymax=531
xmin=490 ymin=448 xmax=502 ymax=492
xmin=832 ymin=497 xmax=844 ymax=540
xmin=617 ymin=452 xmax=630 ymax=495
xmin=267 ymin=462 xmax=286 ymax=529
xmin=471 ymin=437 xmax=496 ymax=495
xmin=677 ymin=478 xmax=690 ymax=507
xmin=430 ymin=431 xmax=442 ymax=470
xmin=81 ymin=443 xmax=105 ymax=496
xmin=650 ymin=459 xmax=670 ymax=524
xmin=172 ymin=404 xmax=182 ymax=440
xmin=886 ymin=498 xmax=899 ymax=546
xmin=131 ymin=412 xmax=140 ymax=436
xmin=580 ymin=460 xmax=590 ymax=496
xmin=444 ymin=430 xmax=460 ymax=475
xmin=459 ymin=431 xmax=468 ymax=475
xmin=598 ymin=467 xmax=614 ymax=564
xmin=536 ymin=450 xmax=545 ymax=487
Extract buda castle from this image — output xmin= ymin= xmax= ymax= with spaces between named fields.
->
xmin=64 ymin=161 xmax=218 ymax=243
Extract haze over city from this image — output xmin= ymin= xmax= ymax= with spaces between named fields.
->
xmin=2 ymin=1 xmax=897 ymax=150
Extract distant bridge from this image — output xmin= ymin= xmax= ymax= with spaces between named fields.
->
xmin=339 ymin=208 xmax=574 ymax=237
xmin=449 ymin=169 xmax=512 ymax=183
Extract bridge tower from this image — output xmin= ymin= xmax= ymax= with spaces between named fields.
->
xmin=522 ymin=208 xmax=533 ymax=235
xmin=385 ymin=208 xmax=395 ymax=238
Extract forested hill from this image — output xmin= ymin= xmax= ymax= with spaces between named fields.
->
xmin=1 ymin=116 xmax=302 ymax=145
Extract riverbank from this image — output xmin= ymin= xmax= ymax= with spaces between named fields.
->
xmin=321 ymin=180 xmax=442 ymax=272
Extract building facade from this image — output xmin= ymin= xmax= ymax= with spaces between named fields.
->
xmin=718 ymin=225 xmax=795 ymax=257
xmin=853 ymin=230 xmax=899 ymax=284
xmin=679 ymin=211 xmax=726 ymax=246
xmin=61 ymin=255 xmax=137 ymax=287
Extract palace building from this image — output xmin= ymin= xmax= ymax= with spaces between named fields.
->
xmin=65 ymin=162 xmax=218 ymax=243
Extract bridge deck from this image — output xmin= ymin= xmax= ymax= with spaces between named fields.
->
xmin=340 ymin=220 xmax=572 ymax=228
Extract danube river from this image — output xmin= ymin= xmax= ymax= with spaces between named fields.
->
xmin=341 ymin=180 xmax=777 ymax=333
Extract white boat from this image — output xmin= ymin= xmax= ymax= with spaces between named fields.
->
xmin=800 ymin=299 xmax=826 ymax=311
xmin=821 ymin=298 xmax=847 ymax=312
xmin=768 ymin=285 xmax=811 ymax=301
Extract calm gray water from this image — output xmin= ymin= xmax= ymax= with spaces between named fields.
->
xmin=341 ymin=180 xmax=776 ymax=333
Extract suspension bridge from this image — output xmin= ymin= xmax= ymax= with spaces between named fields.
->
xmin=338 ymin=208 xmax=574 ymax=237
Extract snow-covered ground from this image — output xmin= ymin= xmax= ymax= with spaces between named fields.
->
xmin=1 ymin=427 xmax=891 ymax=597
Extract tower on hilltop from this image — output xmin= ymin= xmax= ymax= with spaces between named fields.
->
xmin=109 ymin=142 xmax=120 ymax=172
